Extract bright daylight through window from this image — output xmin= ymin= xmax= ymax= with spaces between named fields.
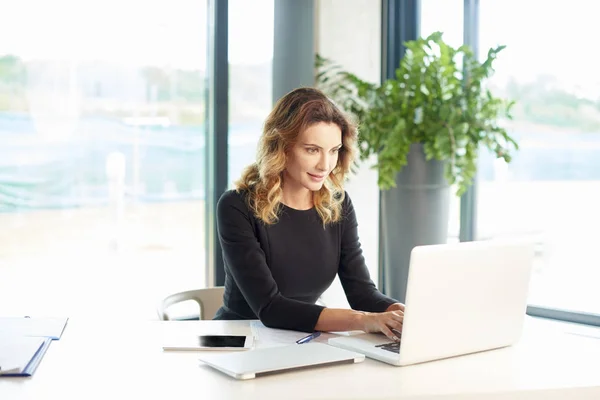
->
xmin=0 ymin=0 xmax=209 ymax=319
xmin=422 ymin=0 xmax=600 ymax=317
xmin=477 ymin=0 xmax=600 ymax=315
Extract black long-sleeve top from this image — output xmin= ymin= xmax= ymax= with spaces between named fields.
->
xmin=213 ymin=189 xmax=398 ymax=332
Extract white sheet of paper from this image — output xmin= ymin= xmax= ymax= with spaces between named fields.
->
xmin=249 ymin=321 xmax=340 ymax=348
xmin=0 ymin=317 xmax=68 ymax=339
xmin=0 ymin=336 xmax=46 ymax=375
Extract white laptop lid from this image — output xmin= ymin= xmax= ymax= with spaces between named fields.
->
xmin=198 ymin=342 xmax=365 ymax=380
xmin=397 ymin=239 xmax=535 ymax=365
xmin=328 ymin=239 xmax=534 ymax=366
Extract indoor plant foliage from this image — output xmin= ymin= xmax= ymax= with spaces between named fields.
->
xmin=316 ymin=31 xmax=518 ymax=195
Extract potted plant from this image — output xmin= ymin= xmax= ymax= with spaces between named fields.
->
xmin=315 ymin=31 xmax=519 ymax=301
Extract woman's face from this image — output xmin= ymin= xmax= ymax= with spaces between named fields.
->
xmin=284 ymin=122 xmax=343 ymax=193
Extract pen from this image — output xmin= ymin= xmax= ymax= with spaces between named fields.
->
xmin=296 ymin=332 xmax=321 ymax=344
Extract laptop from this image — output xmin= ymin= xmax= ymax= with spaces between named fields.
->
xmin=198 ymin=342 xmax=365 ymax=380
xmin=328 ymin=239 xmax=535 ymax=366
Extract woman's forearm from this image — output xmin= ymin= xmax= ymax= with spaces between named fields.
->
xmin=314 ymin=308 xmax=366 ymax=332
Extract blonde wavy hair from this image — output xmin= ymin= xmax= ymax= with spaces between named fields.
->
xmin=235 ymin=87 xmax=357 ymax=225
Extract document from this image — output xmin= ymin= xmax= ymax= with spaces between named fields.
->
xmin=0 ymin=336 xmax=52 ymax=376
xmin=0 ymin=316 xmax=68 ymax=340
xmin=250 ymin=321 xmax=339 ymax=348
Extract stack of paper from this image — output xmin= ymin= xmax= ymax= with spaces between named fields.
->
xmin=0 ymin=317 xmax=69 ymax=340
xmin=0 ymin=316 xmax=68 ymax=377
xmin=0 ymin=336 xmax=52 ymax=376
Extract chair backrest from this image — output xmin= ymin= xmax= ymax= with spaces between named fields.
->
xmin=157 ymin=287 xmax=225 ymax=321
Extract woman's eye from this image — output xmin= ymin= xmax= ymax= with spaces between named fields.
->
xmin=307 ymin=148 xmax=318 ymax=154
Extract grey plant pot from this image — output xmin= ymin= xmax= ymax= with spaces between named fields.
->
xmin=380 ymin=143 xmax=450 ymax=303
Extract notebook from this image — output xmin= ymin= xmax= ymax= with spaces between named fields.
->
xmin=198 ymin=342 xmax=365 ymax=380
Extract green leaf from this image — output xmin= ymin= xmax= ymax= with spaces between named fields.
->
xmin=314 ymin=34 xmax=518 ymax=196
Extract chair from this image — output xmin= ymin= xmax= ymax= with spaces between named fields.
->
xmin=157 ymin=287 xmax=225 ymax=321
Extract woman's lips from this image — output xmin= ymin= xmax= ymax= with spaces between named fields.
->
xmin=308 ymin=173 xmax=326 ymax=181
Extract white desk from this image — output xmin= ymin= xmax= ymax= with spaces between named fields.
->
xmin=2 ymin=317 xmax=600 ymax=400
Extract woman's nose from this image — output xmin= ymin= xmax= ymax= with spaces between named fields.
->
xmin=317 ymin=154 xmax=329 ymax=171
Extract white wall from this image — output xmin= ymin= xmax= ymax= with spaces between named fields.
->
xmin=314 ymin=0 xmax=382 ymax=308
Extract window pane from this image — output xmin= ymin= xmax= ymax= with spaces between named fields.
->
xmin=0 ymin=0 xmax=208 ymax=319
xmin=228 ymin=0 xmax=274 ymax=187
xmin=420 ymin=0 xmax=464 ymax=242
xmin=420 ymin=0 xmax=464 ymax=48
xmin=315 ymin=0 xmax=384 ymax=307
xmin=478 ymin=0 xmax=600 ymax=314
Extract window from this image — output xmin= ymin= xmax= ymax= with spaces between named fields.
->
xmin=228 ymin=0 xmax=274 ymax=187
xmin=315 ymin=0 xmax=383 ymax=307
xmin=0 ymin=0 xmax=209 ymax=318
xmin=420 ymin=0 xmax=464 ymax=48
xmin=419 ymin=0 xmax=464 ymax=242
xmin=478 ymin=0 xmax=600 ymax=314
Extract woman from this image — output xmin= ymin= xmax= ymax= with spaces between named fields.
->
xmin=214 ymin=87 xmax=405 ymax=342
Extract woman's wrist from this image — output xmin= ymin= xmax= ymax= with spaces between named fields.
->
xmin=350 ymin=310 xmax=368 ymax=331
xmin=315 ymin=308 xmax=368 ymax=332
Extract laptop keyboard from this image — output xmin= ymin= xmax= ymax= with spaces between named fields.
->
xmin=375 ymin=341 xmax=401 ymax=354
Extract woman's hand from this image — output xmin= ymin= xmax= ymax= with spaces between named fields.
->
xmin=359 ymin=310 xmax=404 ymax=342
xmin=315 ymin=305 xmax=405 ymax=338
xmin=386 ymin=303 xmax=405 ymax=313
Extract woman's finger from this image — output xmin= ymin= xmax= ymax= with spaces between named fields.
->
xmin=390 ymin=312 xmax=404 ymax=323
xmin=380 ymin=324 xmax=399 ymax=342
xmin=386 ymin=319 xmax=403 ymax=332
